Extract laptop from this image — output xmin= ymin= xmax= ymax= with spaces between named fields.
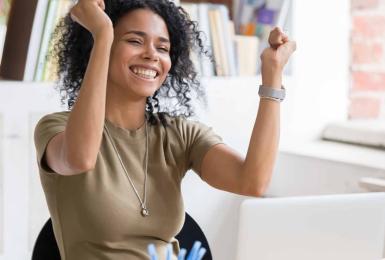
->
xmin=236 ymin=193 xmax=385 ymax=260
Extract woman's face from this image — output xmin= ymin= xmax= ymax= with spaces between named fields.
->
xmin=108 ymin=8 xmax=172 ymax=99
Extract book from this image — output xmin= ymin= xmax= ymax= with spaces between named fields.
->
xmin=235 ymin=0 xmax=292 ymax=36
xmin=212 ymin=8 xmax=229 ymax=75
xmin=34 ymin=0 xmax=60 ymax=81
xmin=236 ymin=0 xmax=264 ymax=35
xmin=208 ymin=8 xmax=224 ymax=76
xmin=180 ymin=3 xmax=202 ymax=76
xmin=218 ymin=4 xmax=237 ymax=76
xmin=42 ymin=0 xmax=72 ymax=82
xmin=197 ymin=3 xmax=214 ymax=77
xmin=234 ymin=35 xmax=259 ymax=76
xmin=23 ymin=0 xmax=49 ymax=81
xmin=181 ymin=0 xmax=233 ymax=18
xmin=234 ymin=0 xmax=292 ymax=74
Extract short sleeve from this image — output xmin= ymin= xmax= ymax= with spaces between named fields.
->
xmin=175 ymin=117 xmax=224 ymax=177
xmin=34 ymin=112 xmax=69 ymax=174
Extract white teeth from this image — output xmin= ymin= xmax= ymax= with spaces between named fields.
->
xmin=131 ymin=67 xmax=157 ymax=79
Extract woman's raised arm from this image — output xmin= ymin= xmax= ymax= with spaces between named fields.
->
xmin=45 ymin=0 xmax=113 ymax=175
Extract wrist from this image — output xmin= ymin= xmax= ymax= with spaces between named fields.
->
xmin=261 ymin=76 xmax=282 ymax=89
xmin=261 ymin=67 xmax=282 ymax=89
xmin=93 ymin=27 xmax=114 ymax=43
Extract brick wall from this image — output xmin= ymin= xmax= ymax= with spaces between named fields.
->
xmin=350 ymin=0 xmax=385 ymax=119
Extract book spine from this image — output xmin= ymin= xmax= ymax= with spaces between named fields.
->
xmin=197 ymin=4 xmax=214 ymax=77
xmin=218 ymin=5 xmax=237 ymax=76
xmin=212 ymin=7 xmax=229 ymax=76
xmin=34 ymin=0 xmax=60 ymax=81
xmin=43 ymin=0 xmax=72 ymax=82
xmin=208 ymin=8 xmax=223 ymax=76
xmin=180 ymin=3 xmax=202 ymax=77
xmin=23 ymin=0 xmax=49 ymax=81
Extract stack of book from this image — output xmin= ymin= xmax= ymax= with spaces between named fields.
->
xmin=0 ymin=0 xmax=291 ymax=81
xmin=182 ymin=0 xmax=290 ymax=77
xmin=182 ymin=3 xmax=237 ymax=77
xmin=181 ymin=3 xmax=259 ymax=77
xmin=235 ymin=0 xmax=291 ymax=49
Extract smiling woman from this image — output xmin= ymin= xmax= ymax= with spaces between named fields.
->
xmin=33 ymin=0 xmax=295 ymax=259
xmin=34 ymin=1 xmax=220 ymax=259
xmin=49 ymin=0 xmax=206 ymax=122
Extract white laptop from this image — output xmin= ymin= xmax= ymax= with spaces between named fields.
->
xmin=236 ymin=193 xmax=385 ymax=260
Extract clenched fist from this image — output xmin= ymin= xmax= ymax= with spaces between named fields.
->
xmin=70 ymin=0 xmax=113 ymax=40
xmin=261 ymin=27 xmax=296 ymax=72
xmin=260 ymin=27 xmax=296 ymax=88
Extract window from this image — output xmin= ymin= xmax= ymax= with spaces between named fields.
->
xmin=322 ymin=0 xmax=385 ymax=148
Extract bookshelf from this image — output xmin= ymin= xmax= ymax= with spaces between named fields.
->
xmin=183 ymin=0 xmax=233 ymax=17
xmin=0 ymin=0 xmax=292 ymax=81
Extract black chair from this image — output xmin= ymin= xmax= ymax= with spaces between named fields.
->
xmin=32 ymin=213 xmax=212 ymax=260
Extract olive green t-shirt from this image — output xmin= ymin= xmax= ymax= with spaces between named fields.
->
xmin=34 ymin=111 xmax=223 ymax=260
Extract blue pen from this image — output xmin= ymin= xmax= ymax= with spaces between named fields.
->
xmin=196 ymin=248 xmax=206 ymax=260
xmin=147 ymin=244 xmax=158 ymax=260
xmin=166 ymin=244 xmax=173 ymax=260
xmin=178 ymin=248 xmax=187 ymax=260
xmin=186 ymin=241 xmax=202 ymax=260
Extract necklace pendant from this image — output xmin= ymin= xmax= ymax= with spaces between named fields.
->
xmin=141 ymin=207 xmax=149 ymax=217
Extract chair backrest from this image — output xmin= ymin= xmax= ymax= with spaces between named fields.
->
xmin=176 ymin=213 xmax=212 ymax=260
xmin=32 ymin=213 xmax=212 ymax=260
xmin=31 ymin=218 xmax=60 ymax=260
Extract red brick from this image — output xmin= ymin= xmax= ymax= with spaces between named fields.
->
xmin=353 ymin=15 xmax=385 ymax=38
xmin=349 ymin=97 xmax=381 ymax=119
xmin=352 ymin=71 xmax=385 ymax=91
xmin=352 ymin=42 xmax=383 ymax=64
xmin=352 ymin=0 xmax=380 ymax=10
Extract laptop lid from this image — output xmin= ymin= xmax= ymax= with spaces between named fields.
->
xmin=236 ymin=193 xmax=385 ymax=260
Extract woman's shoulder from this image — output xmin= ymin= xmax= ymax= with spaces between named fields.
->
xmin=155 ymin=112 xmax=210 ymax=134
xmin=35 ymin=111 xmax=70 ymax=129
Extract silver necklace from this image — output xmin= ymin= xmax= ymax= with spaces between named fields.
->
xmin=104 ymin=118 xmax=150 ymax=217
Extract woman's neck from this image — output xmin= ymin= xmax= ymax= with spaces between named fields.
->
xmin=105 ymin=88 xmax=147 ymax=130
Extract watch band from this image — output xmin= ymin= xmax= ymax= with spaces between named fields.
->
xmin=258 ymin=85 xmax=286 ymax=102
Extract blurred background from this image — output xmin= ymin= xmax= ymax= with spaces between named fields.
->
xmin=0 ymin=0 xmax=384 ymax=259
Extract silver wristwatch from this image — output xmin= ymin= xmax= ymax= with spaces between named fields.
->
xmin=258 ymin=85 xmax=286 ymax=102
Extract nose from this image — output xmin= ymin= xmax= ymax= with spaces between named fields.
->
xmin=142 ymin=44 xmax=159 ymax=62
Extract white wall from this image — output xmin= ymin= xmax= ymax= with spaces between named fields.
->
xmin=287 ymin=0 xmax=351 ymax=139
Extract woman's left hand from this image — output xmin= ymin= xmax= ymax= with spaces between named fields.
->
xmin=260 ymin=27 xmax=296 ymax=87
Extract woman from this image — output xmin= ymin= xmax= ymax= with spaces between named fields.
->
xmin=34 ymin=0 xmax=296 ymax=259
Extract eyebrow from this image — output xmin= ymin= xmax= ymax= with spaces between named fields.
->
xmin=124 ymin=30 xmax=170 ymax=44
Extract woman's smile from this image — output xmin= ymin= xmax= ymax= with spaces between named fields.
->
xmin=129 ymin=65 xmax=160 ymax=81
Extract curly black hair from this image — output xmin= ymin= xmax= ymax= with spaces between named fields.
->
xmin=49 ymin=0 xmax=212 ymax=125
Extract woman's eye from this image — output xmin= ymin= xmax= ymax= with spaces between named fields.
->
xmin=158 ymin=47 xmax=169 ymax=52
xmin=127 ymin=40 xmax=141 ymax=45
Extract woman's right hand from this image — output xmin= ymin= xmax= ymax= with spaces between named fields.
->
xmin=70 ymin=0 xmax=113 ymax=40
